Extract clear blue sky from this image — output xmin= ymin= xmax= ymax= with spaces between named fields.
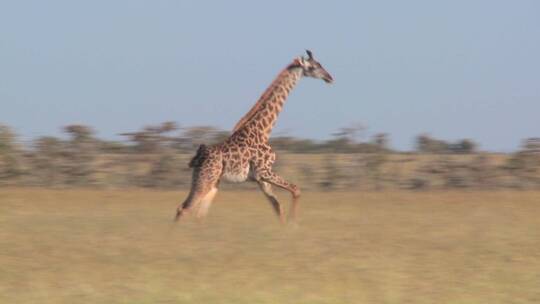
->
xmin=1 ymin=1 xmax=539 ymax=151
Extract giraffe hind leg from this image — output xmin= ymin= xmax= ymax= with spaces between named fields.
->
xmin=195 ymin=187 xmax=218 ymax=219
xmin=175 ymin=183 xmax=217 ymax=222
xmin=175 ymin=158 xmax=222 ymax=222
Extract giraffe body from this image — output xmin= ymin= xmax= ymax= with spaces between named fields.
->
xmin=175 ymin=50 xmax=333 ymax=223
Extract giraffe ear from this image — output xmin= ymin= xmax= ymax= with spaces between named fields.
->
xmin=306 ymin=49 xmax=314 ymax=60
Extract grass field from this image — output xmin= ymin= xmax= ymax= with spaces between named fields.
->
xmin=1 ymin=188 xmax=539 ymax=303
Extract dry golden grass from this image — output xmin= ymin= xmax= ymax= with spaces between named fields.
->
xmin=1 ymin=188 xmax=539 ymax=303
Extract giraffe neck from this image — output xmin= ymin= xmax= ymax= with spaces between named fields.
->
xmin=232 ymin=64 xmax=303 ymax=142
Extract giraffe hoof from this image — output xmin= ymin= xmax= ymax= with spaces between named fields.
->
xmin=174 ymin=210 xmax=183 ymax=222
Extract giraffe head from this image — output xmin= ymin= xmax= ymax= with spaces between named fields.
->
xmin=292 ymin=50 xmax=334 ymax=84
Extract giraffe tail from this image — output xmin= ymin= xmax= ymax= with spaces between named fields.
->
xmin=188 ymin=144 xmax=208 ymax=168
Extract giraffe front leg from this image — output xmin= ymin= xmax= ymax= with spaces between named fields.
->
xmin=257 ymin=169 xmax=301 ymax=222
xmin=257 ymin=181 xmax=285 ymax=224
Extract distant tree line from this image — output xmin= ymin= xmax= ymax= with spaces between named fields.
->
xmin=1 ymin=122 xmax=539 ymax=190
xmin=415 ymin=134 xmax=477 ymax=154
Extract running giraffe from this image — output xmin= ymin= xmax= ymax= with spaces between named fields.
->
xmin=175 ymin=50 xmax=333 ymax=223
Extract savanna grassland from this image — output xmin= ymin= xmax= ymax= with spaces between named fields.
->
xmin=1 ymin=188 xmax=540 ymax=303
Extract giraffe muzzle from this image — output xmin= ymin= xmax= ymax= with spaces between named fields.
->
xmin=323 ymin=74 xmax=334 ymax=84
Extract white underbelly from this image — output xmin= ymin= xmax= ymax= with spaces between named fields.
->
xmin=222 ymin=165 xmax=250 ymax=183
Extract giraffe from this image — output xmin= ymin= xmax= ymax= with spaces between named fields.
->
xmin=175 ymin=50 xmax=333 ymax=223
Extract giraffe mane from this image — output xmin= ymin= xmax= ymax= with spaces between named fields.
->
xmin=232 ymin=60 xmax=301 ymax=133
xmin=232 ymin=95 xmax=266 ymax=132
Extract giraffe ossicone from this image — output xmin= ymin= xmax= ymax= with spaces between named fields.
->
xmin=175 ymin=50 xmax=333 ymax=223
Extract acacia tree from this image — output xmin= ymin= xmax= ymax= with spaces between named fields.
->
xmin=176 ymin=126 xmax=229 ymax=151
xmin=120 ymin=122 xmax=179 ymax=154
xmin=63 ymin=125 xmax=98 ymax=186
xmin=504 ymin=138 xmax=540 ymax=189
xmin=0 ymin=125 xmax=22 ymax=184
xmin=30 ymin=136 xmax=65 ymax=186
xmin=416 ymin=134 xmax=449 ymax=154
